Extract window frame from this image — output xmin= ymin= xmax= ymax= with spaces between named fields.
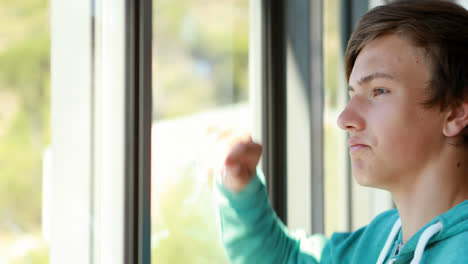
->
xmin=260 ymin=0 xmax=289 ymax=223
xmin=285 ymin=0 xmax=325 ymax=234
xmin=50 ymin=0 xmax=152 ymax=263
xmin=50 ymin=0 xmax=94 ymax=262
xmin=123 ymin=0 xmax=152 ymax=263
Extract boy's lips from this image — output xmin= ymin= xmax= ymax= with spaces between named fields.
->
xmin=348 ymin=137 xmax=370 ymax=153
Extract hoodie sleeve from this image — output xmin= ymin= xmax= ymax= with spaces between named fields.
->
xmin=214 ymin=169 xmax=327 ymax=264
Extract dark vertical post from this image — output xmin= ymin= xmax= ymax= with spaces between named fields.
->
xmin=262 ymin=0 xmax=288 ymax=223
xmin=124 ymin=0 xmax=152 ymax=263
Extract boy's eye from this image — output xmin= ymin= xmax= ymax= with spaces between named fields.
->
xmin=371 ymin=88 xmax=389 ymax=97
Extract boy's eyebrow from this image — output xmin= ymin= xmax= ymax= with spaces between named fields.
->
xmin=348 ymin=72 xmax=396 ymax=91
xmin=358 ymin=72 xmax=395 ymax=85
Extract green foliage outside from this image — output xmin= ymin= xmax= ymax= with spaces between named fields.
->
xmin=0 ymin=0 xmax=50 ymax=262
xmin=152 ymin=0 xmax=249 ymax=120
xmin=324 ymin=0 xmax=346 ymax=238
xmin=324 ymin=0 xmax=341 ymax=109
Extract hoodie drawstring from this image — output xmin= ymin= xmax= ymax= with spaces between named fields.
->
xmin=376 ymin=218 xmax=443 ymax=264
xmin=376 ymin=218 xmax=402 ymax=264
xmin=409 ymin=221 xmax=443 ymax=264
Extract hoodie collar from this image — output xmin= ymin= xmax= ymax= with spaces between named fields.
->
xmin=390 ymin=199 xmax=468 ymax=262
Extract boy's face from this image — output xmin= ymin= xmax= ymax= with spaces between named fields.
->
xmin=338 ymin=34 xmax=446 ymax=189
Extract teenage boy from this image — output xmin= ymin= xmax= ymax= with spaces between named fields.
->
xmin=213 ymin=1 xmax=468 ymax=263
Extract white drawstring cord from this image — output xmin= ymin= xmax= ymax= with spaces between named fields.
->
xmin=376 ymin=218 xmax=443 ymax=264
xmin=376 ymin=218 xmax=402 ymax=264
xmin=410 ymin=221 xmax=443 ymax=264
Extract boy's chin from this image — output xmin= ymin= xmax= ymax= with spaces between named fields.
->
xmin=353 ymin=170 xmax=384 ymax=189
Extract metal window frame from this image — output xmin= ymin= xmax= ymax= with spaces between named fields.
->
xmin=52 ymin=0 xmax=153 ymax=262
xmin=124 ymin=0 xmax=152 ymax=263
xmin=308 ymin=0 xmax=325 ymax=235
xmin=285 ymin=0 xmax=324 ymax=234
xmin=260 ymin=0 xmax=324 ymax=234
xmin=261 ymin=0 xmax=288 ymax=223
xmin=50 ymin=0 xmax=93 ymax=262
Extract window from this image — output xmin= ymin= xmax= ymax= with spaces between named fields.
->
xmin=151 ymin=0 xmax=251 ymax=262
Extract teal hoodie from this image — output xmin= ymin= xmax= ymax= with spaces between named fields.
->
xmin=214 ymin=170 xmax=468 ymax=263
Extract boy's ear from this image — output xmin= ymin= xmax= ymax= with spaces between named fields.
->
xmin=443 ymin=101 xmax=468 ymax=137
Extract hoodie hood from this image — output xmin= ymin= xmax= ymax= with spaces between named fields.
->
xmin=378 ymin=199 xmax=468 ymax=264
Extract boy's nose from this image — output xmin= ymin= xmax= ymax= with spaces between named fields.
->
xmin=337 ymin=99 xmax=365 ymax=132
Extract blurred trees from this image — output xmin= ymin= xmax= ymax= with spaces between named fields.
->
xmin=0 ymin=0 xmax=50 ymax=235
xmin=152 ymin=0 xmax=249 ymax=120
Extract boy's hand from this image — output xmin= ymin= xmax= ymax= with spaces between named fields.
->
xmin=206 ymin=127 xmax=263 ymax=193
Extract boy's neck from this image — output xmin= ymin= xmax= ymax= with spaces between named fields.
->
xmin=391 ymin=146 xmax=468 ymax=243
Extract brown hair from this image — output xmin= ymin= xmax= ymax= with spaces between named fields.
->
xmin=345 ymin=1 xmax=468 ymax=142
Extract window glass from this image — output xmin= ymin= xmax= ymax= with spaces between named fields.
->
xmin=324 ymin=0 xmax=349 ymax=237
xmin=0 ymin=0 xmax=50 ymax=263
xmin=151 ymin=0 xmax=250 ymax=263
